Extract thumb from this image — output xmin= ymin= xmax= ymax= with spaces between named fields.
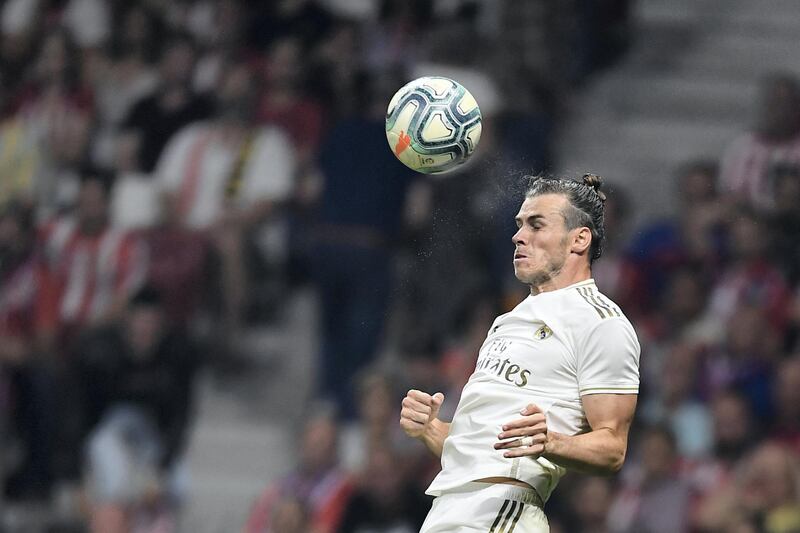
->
xmin=430 ymin=392 xmax=445 ymax=420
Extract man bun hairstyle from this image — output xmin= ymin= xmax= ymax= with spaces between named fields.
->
xmin=582 ymin=173 xmax=607 ymax=202
xmin=524 ymin=173 xmax=607 ymax=263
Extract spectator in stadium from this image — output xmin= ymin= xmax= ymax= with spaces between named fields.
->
xmin=769 ymin=357 xmax=800 ymax=453
xmin=641 ymin=342 xmax=713 ymax=459
xmin=267 ymin=495 xmax=313 ymax=533
xmin=140 ymin=196 xmax=211 ymax=329
xmin=107 ymin=4 xmax=166 ymax=65
xmin=706 ymin=208 xmax=791 ymax=337
xmin=258 ymin=37 xmax=324 ymax=173
xmin=76 ymin=285 xmax=198 ymax=533
xmin=607 ymin=425 xmax=692 ymax=533
xmin=720 ymin=73 xmax=800 ymax=210
xmin=0 ymin=202 xmax=38 ymax=365
xmin=6 ymin=29 xmax=94 ymax=216
xmin=89 ymin=7 xmax=162 ymax=170
xmin=554 ymin=476 xmax=614 ymax=533
xmin=120 ymin=34 xmax=214 ymax=173
xmin=767 ymin=163 xmax=800 ymax=285
xmin=337 ymin=447 xmax=431 ymax=533
xmin=244 ymin=408 xmax=353 ymax=533
xmin=628 ymin=160 xmax=727 ymax=311
xmin=38 ymin=170 xmax=148 ymax=349
xmin=696 ymin=443 xmax=800 ymax=532
xmin=247 ymin=0 xmax=335 ymax=52
xmin=313 ymin=69 xmax=415 ymax=415
xmin=689 ymin=390 xmax=757 ymax=529
xmin=340 ymin=371 xmax=407 ymax=472
xmin=155 ymin=59 xmax=296 ymax=333
xmin=738 ymin=443 xmax=800 ymax=532
xmin=702 ymin=304 xmax=779 ymax=417
xmin=640 ymin=265 xmax=720 ymax=355
xmin=0 ymin=201 xmax=57 ymax=500
xmin=0 ymin=118 xmax=42 ymax=210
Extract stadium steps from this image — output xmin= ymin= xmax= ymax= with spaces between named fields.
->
xmin=556 ymin=0 xmax=800 ymax=223
xmin=179 ymin=288 xmax=319 ymax=531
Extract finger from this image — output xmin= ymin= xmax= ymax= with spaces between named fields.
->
xmin=399 ymin=417 xmax=423 ymax=431
xmin=497 ymin=423 xmax=548 ymax=440
xmin=401 ymin=407 xmax=429 ymax=425
xmin=502 ymin=443 xmax=545 ymax=458
xmin=494 ymin=433 xmax=546 ymax=450
xmin=501 ymin=414 xmax=546 ymax=431
xmin=402 ymin=396 xmax=431 ymax=413
xmin=520 ymin=403 xmax=543 ymax=416
xmin=407 ymin=389 xmax=433 ymax=405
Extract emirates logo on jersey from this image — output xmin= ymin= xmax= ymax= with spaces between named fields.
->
xmin=534 ymin=325 xmax=552 ymax=340
xmin=475 ymin=353 xmax=532 ymax=388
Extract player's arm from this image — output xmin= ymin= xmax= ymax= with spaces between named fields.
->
xmin=495 ymin=394 xmax=637 ymax=475
xmin=400 ymin=389 xmax=450 ymax=457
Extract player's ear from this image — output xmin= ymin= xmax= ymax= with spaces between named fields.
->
xmin=571 ymin=226 xmax=592 ymax=255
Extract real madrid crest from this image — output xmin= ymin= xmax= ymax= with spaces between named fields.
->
xmin=534 ymin=325 xmax=553 ymax=340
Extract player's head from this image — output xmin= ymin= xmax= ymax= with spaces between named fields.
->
xmin=512 ymin=174 xmax=606 ymax=286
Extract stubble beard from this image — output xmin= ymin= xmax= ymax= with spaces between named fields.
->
xmin=516 ymin=237 xmax=569 ymax=290
xmin=518 ymin=251 xmax=567 ymax=289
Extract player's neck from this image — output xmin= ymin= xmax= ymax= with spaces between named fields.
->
xmin=529 ymin=263 xmax=592 ymax=296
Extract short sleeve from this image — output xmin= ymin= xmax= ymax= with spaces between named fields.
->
xmin=154 ymin=125 xmax=204 ymax=194
xmin=242 ymin=127 xmax=296 ymax=203
xmin=577 ymin=318 xmax=640 ymax=396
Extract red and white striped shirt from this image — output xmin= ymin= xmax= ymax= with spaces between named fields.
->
xmin=719 ymin=132 xmax=800 ymax=210
xmin=39 ymin=217 xmax=148 ymax=330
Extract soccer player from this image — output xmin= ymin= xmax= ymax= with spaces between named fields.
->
xmin=400 ymin=174 xmax=640 ymax=532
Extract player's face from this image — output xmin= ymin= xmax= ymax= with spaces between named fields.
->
xmin=512 ymin=194 xmax=572 ymax=286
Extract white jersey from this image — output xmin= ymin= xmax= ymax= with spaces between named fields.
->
xmin=426 ymin=279 xmax=640 ymax=502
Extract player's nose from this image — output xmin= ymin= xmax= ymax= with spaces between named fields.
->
xmin=512 ymin=227 xmax=526 ymax=245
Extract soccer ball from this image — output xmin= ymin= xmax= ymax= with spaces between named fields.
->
xmin=385 ymin=76 xmax=482 ymax=174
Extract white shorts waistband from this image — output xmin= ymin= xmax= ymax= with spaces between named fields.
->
xmin=443 ymin=482 xmax=544 ymax=508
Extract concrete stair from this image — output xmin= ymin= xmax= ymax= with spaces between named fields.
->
xmin=556 ymin=0 xmax=800 ymax=223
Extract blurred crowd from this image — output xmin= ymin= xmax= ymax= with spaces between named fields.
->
xmin=2 ymin=0 xmax=799 ymax=533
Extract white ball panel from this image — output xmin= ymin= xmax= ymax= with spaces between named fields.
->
xmin=420 ymin=111 xmax=455 ymax=142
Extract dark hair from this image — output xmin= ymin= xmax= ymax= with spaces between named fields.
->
xmin=129 ymin=285 xmax=164 ymax=309
xmin=0 ymin=200 xmax=34 ymax=236
xmin=79 ymin=165 xmax=115 ymax=195
xmin=524 ymin=173 xmax=606 ymax=263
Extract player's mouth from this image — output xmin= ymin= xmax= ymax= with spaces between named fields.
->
xmin=514 ymin=252 xmax=527 ymax=260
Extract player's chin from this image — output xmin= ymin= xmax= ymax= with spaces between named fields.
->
xmin=512 ymin=264 xmax=537 ymax=283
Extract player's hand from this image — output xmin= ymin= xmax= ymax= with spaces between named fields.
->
xmin=400 ymin=389 xmax=444 ymax=439
xmin=494 ymin=403 xmax=548 ymax=458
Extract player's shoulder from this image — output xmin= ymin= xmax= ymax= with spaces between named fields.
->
xmin=553 ymin=280 xmax=636 ymax=335
xmin=569 ymin=282 xmax=626 ymax=321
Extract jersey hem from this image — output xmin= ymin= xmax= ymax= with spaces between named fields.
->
xmin=426 ymin=466 xmax=553 ymax=501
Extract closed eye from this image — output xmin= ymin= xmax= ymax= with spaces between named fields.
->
xmin=514 ymin=214 xmax=545 ymax=229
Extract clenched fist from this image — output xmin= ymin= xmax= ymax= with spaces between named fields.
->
xmin=400 ymin=389 xmax=444 ymax=439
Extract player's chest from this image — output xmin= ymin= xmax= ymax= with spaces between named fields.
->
xmin=473 ymin=318 xmax=575 ymax=387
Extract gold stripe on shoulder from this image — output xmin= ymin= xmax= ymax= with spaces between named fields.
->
xmin=587 ymin=288 xmax=621 ymax=317
xmin=576 ymin=287 xmax=606 ymax=318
